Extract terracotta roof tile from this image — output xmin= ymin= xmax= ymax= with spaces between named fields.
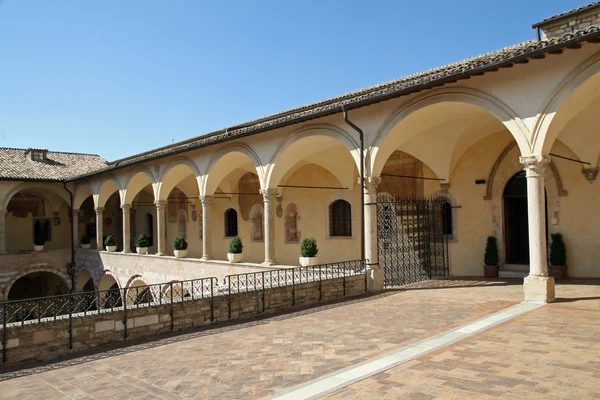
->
xmin=533 ymin=2 xmax=600 ymax=28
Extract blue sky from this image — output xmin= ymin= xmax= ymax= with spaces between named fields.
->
xmin=0 ymin=0 xmax=586 ymax=161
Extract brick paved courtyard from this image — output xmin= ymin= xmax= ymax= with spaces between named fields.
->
xmin=0 ymin=278 xmax=598 ymax=399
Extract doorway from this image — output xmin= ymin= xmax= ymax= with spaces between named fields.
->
xmin=503 ymin=171 xmax=547 ymax=265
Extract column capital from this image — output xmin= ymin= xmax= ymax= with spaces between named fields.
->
xmin=120 ymin=204 xmax=132 ymax=211
xmin=154 ymin=200 xmax=167 ymax=209
xmin=94 ymin=206 xmax=104 ymax=214
xmin=260 ymin=188 xmax=279 ymax=199
xmin=362 ymin=177 xmax=381 ymax=194
xmin=519 ymin=155 xmax=550 ymax=178
xmin=200 ymin=195 xmax=213 ymax=207
xmin=582 ymin=167 xmax=599 ymax=183
xmin=440 ymin=183 xmax=450 ymax=193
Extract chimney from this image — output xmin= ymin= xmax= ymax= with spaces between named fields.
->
xmin=533 ymin=3 xmax=600 ymax=40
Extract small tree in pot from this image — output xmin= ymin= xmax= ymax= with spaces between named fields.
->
xmin=483 ymin=236 xmax=499 ymax=278
xmin=81 ymin=234 xmax=91 ymax=249
xmin=549 ymin=232 xmax=567 ymax=279
xmin=173 ymin=235 xmax=188 ymax=258
xmin=299 ymin=237 xmax=319 ymax=267
xmin=227 ymin=236 xmax=243 ymax=263
xmin=33 ymin=229 xmax=45 ymax=251
xmin=136 ymin=233 xmax=150 ymax=255
xmin=104 ymin=235 xmax=117 ymax=252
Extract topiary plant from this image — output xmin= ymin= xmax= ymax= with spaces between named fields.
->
xmin=104 ymin=235 xmax=116 ymax=247
xmin=136 ymin=233 xmax=150 ymax=248
xmin=300 ymin=237 xmax=318 ymax=258
xmin=34 ymin=229 xmax=45 ymax=246
xmin=174 ymin=235 xmax=188 ymax=251
xmin=81 ymin=234 xmax=91 ymax=245
xmin=484 ymin=236 xmax=499 ymax=266
xmin=229 ymin=236 xmax=243 ymax=254
xmin=550 ymin=232 xmax=567 ymax=266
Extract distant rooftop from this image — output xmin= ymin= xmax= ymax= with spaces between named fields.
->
xmin=533 ymin=2 xmax=600 ymax=28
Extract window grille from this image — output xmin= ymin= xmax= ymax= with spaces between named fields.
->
xmin=225 ymin=208 xmax=238 ymax=237
xmin=330 ymin=200 xmax=351 ymax=237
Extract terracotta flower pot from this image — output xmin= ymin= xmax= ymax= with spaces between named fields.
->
xmin=483 ymin=265 xmax=499 ymax=278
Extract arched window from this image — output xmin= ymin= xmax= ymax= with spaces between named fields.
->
xmin=330 ymin=200 xmax=351 ymax=237
xmin=43 ymin=220 xmax=52 ymax=242
xmin=442 ymin=202 xmax=452 ymax=235
xmin=285 ymin=203 xmax=300 ymax=243
xmin=250 ymin=205 xmax=264 ymax=241
xmin=177 ymin=210 xmax=187 ymax=238
xmin=145 ymin=213 xmax=154 ymax=246
xmin=225 ymin=208 xmax=238 ymax=237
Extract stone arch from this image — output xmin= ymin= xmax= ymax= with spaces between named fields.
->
xmin=369 ymin=87 xmax=531 ymax=178
xmin=160 ymin=280 xmax=191 ymax=302
xmin=98 ymin=271 xmax=121 ymax=290
xmin=94 ymin=174 xmax=123 ymax=208
xmin=487 ymin=142 xmax=562 ymax=265
xmin=3 ymin=268 xmax=70 ymax=300
xmin=533 ymin=51 xmax=600 ymax=155
xmin=123 ymin=166 xmax=157 ymax=204
xmin=1 ymin=182 xmax=70 ymax=211
xmin=125 ymin=274 xmax=151 ymax=289
xmin=73 ymin=181 xmax=95 ymax=210
xmin=157 ymin=157 xmax=201 ymax=201
xmin=202 ymin=143 xmax=264 ymax=196
xmin=75 ymin=268 xmax=96 ymax=292
xmin=264 ymin=124 xmax=361 ymax=188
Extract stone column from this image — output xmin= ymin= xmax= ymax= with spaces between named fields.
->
xmin=200 ymin=195 xmax=212 ymax=260
xmin=520 ymin=155 xmax=555 ymax=303
xmin=95 ymin=207 xmax=104 ymax=250
xmin=155 ymin=200 xmax=167 ymax=256
xmin=364 ymin=177 xmax=382 ymax=291
xmin=0 ymin=209 xmax=6 ymax=255
xmin=121 ymin=204 xmax=132 ymax=253
xmin=72 ymin=209 xmax=80 ymax=249
xmin=260 ymin=188 xmax=278 ymax=266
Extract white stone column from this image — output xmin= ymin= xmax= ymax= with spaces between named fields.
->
xmin=155 ymin=200 xmax=167 ymax=256
xmin=121 ymin=204 xmax=132 ymax=253
xmin=200 ymin=195 xmax=212 ymax=260
xmin=72 ymin=209 xmax=80 ymax=249
xmin=520 ymin=155 xmax=555 ymax=303
xmin=260 ymin=188 xmax=278 ymax=266
xmin=0 ymin=209 xmax=6 ymax=255
xmin=95 ymin=207 xmax=104 ymax=250
xmin=364 ymin=177 xmax=382 ymax=291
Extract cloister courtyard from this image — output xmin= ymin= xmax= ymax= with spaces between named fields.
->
xmin=0 ymin=278 xmax=598 ymax=399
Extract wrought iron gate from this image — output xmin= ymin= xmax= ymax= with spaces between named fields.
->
xmin=377 ymin=195 xmax=449 ymax=287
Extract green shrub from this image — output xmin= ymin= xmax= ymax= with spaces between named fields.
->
xmin=229 ymin=236 xmax=243 ymax=254
xmin=136 ymin=233 xmax=150 ymax=248
xmin=174 ymin=235 xmax=188 ymax=251
xmin=81 ymin=235 xmax=91 ymax=245
xmin=34 ymin=229 xmax=45 ymax=246
xmin=104 ymin=235 xmax=116 ymax=247
xmin=550 ymin=232 xmax=567 ymax=266
xmin=300 ymin=237 xmax=318 ymax=258
xmin=484 ymin=236 xmax=499 ymax=266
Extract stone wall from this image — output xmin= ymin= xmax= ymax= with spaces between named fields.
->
xmin=0 ymin=274 xmax=365 ymax=366
xmin=541 ymin=9 xmax=600 ymax=39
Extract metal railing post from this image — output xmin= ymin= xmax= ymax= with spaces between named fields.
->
xmin=210 ymin=279 xmax=214 ymax=322
xmin=123 ymin=287 xmax=128 ymax=339
xmin=2 ymin=303 xmax=7 ymax=363
xmin=68 ymin=294 xmax=73 ymax=349
xmin=291 ymin=269 xmax=295 ymax=306
xmin=170 ymin=282 xmax=174 ymax=331
xmin=228 ymin=278 xmax=232 ymax=320
xmin=319 ymin=266 xmax=322 ymax=302
xmin=261 ymin=271 xmax=265 ymax=313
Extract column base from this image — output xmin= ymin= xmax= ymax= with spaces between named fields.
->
xmin=200 ymin=256 xmax=212 ymax=261
xmin=262 ymin=260 xmax=277 ymax=267
xmin=523 ymin=275 xmax=555 ymax=303
xmin=367 ymin=266 xmax=384 ymax=292
xmin=156 ymin=252 xmax=166 ymax=257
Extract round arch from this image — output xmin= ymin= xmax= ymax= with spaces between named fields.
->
xmin=157 ymin=157 xmax=201 ymax=201
xmin=533 ymin=51 xmax=600 ymax=155
xmin=369 ymin=87 xmax=531 ymax=178
xmin=98 ymin=272 xmax=121 ymax=291
xmin=94 ymin=175 xmax=123 ymax=208
xmin=73 ymin=181 xmax=94 ymax=210
xmin=123 ymin=166 xmax=157 ymax=204
xmin=5 ymin=270 xmax=70 ymax=301
xmin=264 ymin=124 xmax=361 ymax=188
xmin=2 ymin=267 xmax=71 ymax=300
xmin=1 ymin=182 xmax=70 ymax=210
xmin=202 ymin=143 xmax=264 ymax=196
xmin=75 ymin=268 xmax=96 ymax=292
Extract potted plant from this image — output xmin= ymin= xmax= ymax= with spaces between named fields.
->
xmin=136 ymin=233 xmax=150 ymax=255
xmin=483 ymin=236 xmax=499 ymax=278
xmin=173 ymin=235 xmax=188 ymax=258
xmin=33 ymin=229 xmax=45 ymax=252
xmin=299 ymin=237 xmax=319 ymax=266
xmin=81 ymin=234 xmax=91 ymax=249
xmin=549 ymin=232 xmax=567 ymax=279
xmin=104 ymin=235 xmax=117 ymax=252
xmin=227 ymin=236 xmax=243 ymax=263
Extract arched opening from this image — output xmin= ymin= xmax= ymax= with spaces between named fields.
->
xmin=225 ymin=208 xmax=238 ymax=237
xmin=8 ymin=271 xmax=69 ymax=300
xmin=503 ymin=171 xmax=547 ymax=265
xmin=284 ymin=203 xmax=300 ymax=243
xmin=250 ymin=205 xmax=264 ymax=241
xmin=98 ymin=274 xmax=122 ymax=308
xmin=177 ymin=209 xmax=187 ymax=238
xmin=329 ymin=200 xmax=352 ymax=237
xmin=126 ymin=279 xmax=154 ymax=306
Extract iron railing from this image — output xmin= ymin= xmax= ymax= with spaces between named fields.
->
xmin=0 ymin=259 xmax=367 ymax=363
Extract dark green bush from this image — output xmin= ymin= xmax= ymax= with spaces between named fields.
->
xmin=81 ymin=234 xmax=91 ymax=245
xmin=550 ymin=232 xmax=567 ymax=266
xmin=229 ymin=236 xmax=243 ymax=254
xmin=300 ymin=237 xmax=318 ymax=258
xmin=484 ymin=236 xmax=499 ymax=266
xmin=136 ymin=233 xmax=150 ymax=248
xmin=174 ymin=235 xmax=188 ymax=251
xmin=34 ymin=229 xmax=45 ymax=246
xmin=104 ymin=235 xmax=116 ymax=247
